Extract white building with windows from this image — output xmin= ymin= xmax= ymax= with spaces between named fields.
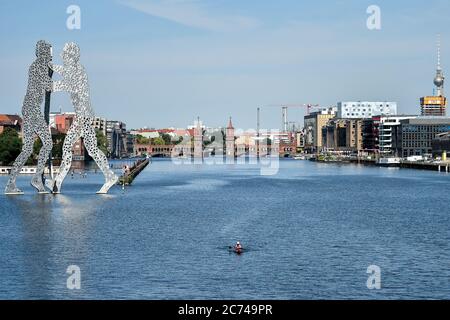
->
xmin=378 ymin=115 xmax=416 ymax=155
xmin=337 ymin=101 xmax=397 ymax=119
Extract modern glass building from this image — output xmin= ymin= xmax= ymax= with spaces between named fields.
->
xmin=400 ymin=117 xmax=450 ymax=157
xmin=363 ymin=115 xmax=416 ymax=156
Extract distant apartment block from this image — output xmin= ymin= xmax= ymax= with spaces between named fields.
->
xmin=420 ymin=96 xmax=447 ymax=117
xmin=322 ymin=118 xmax=363 ymax=152
xmin=296 ymin=131 xmax=305 ymax=149
xmin=304 ymin=107 xmax=337 ymax=152
xmin=52 ymin=112 xmax=76 ymax=133
xmin=106 ymin=120 xmax=128 ymax=158
xmin=337 ymin=101 xmax=397 ymax=119
xmin=363 ymin=115 xmax=416 ymax=156
xmin=50 ymin=112 xmax=86 ymax=160
xmin=93 ymin=117 xmax=107 ymax=136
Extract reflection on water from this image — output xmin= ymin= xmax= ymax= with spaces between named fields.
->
xmin=3 ymin=190 xmax=115 ymax=299
xmin=11 ymin=195 xmax=54 ymax=299
xmin=1 ymin=159 xmax=450 ymax=299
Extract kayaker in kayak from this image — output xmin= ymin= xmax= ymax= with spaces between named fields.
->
xmin=234 ymin=241 xmax=243 ymax=253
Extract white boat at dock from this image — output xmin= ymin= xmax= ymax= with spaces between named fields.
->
xmin=377 ymin=157 xmax=401 ymax=167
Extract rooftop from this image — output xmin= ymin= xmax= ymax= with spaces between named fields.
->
xmin=0 ymin=114 xmax=22 ymax=125
xmin=401 ymin=116 xmax=450 ymax=125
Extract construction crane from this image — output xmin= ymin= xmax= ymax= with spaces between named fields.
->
xmin=264 ymin=104 xmax=320 ymax=133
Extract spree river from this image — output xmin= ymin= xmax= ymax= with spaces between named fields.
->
xmin=0 ymin=159 xmax=449 ymax=299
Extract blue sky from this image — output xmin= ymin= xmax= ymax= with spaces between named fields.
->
xmin=1 ymin=0 xmax=449 ymax=130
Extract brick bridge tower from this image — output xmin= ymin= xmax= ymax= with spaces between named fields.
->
xmin=194 ymin=117 xmax=203 ymax=161
xmin=226 ymin=116 xmax=235 ymax=162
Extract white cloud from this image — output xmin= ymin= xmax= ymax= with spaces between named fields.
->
xmin=118 ymin=0 xmax=260 ymax=32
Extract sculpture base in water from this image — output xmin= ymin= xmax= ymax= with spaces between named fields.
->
xmin=96 ymin=175 xmax=119 ymax=194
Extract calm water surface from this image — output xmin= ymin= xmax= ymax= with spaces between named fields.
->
xmin=0 ymin=159 xmax=449 ymax=299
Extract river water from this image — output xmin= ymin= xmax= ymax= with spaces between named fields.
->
xmin=0 ymin=159 xmax=449 ymax=299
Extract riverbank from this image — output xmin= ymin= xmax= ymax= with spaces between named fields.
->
xmin=311 ymin=156 xmax=450 ymax=172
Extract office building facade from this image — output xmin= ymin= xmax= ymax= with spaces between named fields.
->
xmin=304 ymin=107 xmax=337 ymax=152
xmin=400 ymin=117 xmax=450 ymax=157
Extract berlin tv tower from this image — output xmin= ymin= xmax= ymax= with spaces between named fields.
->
xmin=434 ymin=34 xmax=445 ymax=97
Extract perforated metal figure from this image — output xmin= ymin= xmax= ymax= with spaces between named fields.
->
xmin=5 ymin=40 xmax=53 ymax=195
xmin=46 ymin=42 xmax=118 ymax=194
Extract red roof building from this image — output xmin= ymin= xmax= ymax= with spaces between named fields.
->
xmin=0 ymin=114 xmax=22 ymax=135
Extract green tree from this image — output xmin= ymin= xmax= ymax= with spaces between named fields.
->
xmin=151 ymin=137 xmax=165 ymax=145
xmin=175 ymin=136 xmax=183 ymax=145
xmin=95 ymin=129 xmax=108 ymax=155
xmin=161 ymin=133 xmax=172 ymax=145
xmin=204 ymin=138 xmax=213 ymax=146
xmin=0 ymin=128 xmax=22 ymax=165
xmin=52 ymin=132 xmax=66 ymax=159
xmin=135 ymin=134 xmax=150 ymax=144
xmin=26 ymin=132 xmax=67 ymax=165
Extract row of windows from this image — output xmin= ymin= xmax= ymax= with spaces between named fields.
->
xmin=344 ymin=108 xmax=390 ymax=112
xmin=343 ymin=111 xmax=392 ymax=117
xmin=403 ymin=142 xmax=431 ymax=148
xmin=344 ymin=113 xmax=373 ymax=117
xmin=345 ymin=108 xmax=372 ymax=112
xmin=343 ymin=104 xmax=391 ymax=108
xmin=403 ymin=125 xmax=450 ymax=133
xmin=403 ymin=133 xmax=439 ymax=138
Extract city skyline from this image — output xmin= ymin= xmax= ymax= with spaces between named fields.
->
xmin=0 ymin=0 xmax=449 ymax=130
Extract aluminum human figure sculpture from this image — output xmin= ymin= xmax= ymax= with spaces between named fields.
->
xmin=5 ymin=40 xmax=53 ymax=195
xmin=46 ymin=42 xmax=118 ymax=194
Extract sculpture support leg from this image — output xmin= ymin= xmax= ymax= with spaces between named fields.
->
xmin=53 ymin=119 xmax=81 ymax=193
xmin=82 ymin=119 xmax=118 ymax=194
xmin=31 ymin=116 xmax=53 ymax=193
xmin=5 ymin=121 xmax=34 ymax=194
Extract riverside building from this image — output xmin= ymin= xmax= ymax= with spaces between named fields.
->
xmin=362 ymin=115 xmax=416 ymax=156
xmin=0 ymin=114 xmax=22 ymax=135
xmin=322 ymin=118 xmax=363 ymax=153
xmin=304 ymin=107 xmax=337 ymax=152
xmin=399 ymin=117 xmax=450 ymax=157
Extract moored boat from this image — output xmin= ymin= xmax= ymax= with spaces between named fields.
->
xmin=378 ymin=157 xmax=401 ymax=167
